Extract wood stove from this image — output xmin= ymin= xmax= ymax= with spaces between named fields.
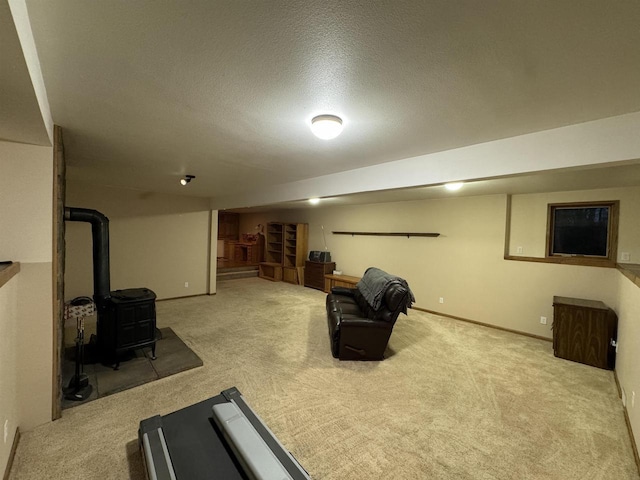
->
xmin=100 ymin=288 xmax=157 ymax=368
xmin=65 ymin=207 xmax=157 ymax=367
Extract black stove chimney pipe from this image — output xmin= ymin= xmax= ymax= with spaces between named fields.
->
xmin=64 ymin=207 xmax=111 ymax=305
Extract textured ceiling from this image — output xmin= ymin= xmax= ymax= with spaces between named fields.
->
xmin=22 ymin=1 xmax=640 ymax=202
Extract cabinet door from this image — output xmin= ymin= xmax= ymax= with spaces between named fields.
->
xmin=553 ymin=304 xmax=610 ymax=369
xmin=218 ymin=212 xmax=239 ymax=240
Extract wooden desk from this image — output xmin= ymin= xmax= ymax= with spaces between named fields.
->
xmin=234 ymin=243 xmax=260 ymax=264
xmin=324 ymin=274 xmax=360 ymax=293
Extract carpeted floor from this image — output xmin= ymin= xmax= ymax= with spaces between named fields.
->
xmin=61 ymin=327 xmax=203 ymax=409
xmin=9 ymin=278 xmax=640 ymax=479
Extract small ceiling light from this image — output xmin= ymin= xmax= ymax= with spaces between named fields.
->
xmin=444 ymin=182 xmax=464 ymax=191
xmin=180 ymin=174 xmax=195 ymax=186
xmin=310 ymin=115 xmax=343 ymax=140
xmin=309 ymin=198 xmax=320 ymax=205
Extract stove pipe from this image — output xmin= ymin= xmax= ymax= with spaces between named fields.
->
xmin=64 ymin=207 xmax=111 ymax=304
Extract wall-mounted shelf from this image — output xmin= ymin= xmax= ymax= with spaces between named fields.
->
xmin=332 ymin=231 xmax=440 ymax=238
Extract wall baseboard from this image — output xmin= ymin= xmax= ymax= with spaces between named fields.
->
xmin=614 ymin=371 xmax=640 ymax=477
xmin=156 ymin=293 xmax=208 ymax=302
xmin=3 ymin=428 xmax=20 ymax=480
xmin=412 ymin=306 xmax=552 ymax=342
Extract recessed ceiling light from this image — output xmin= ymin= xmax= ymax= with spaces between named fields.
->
xmin=308 ymin=198 xmax=320 ymax=205
xmin=444 ymin=182 xmax=464 ymax=191
xmin=310 ymin=115 xmax=343 ymax=140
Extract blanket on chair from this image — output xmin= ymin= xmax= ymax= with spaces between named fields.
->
xmin=356 ymin=267 xmax=415 ymax=311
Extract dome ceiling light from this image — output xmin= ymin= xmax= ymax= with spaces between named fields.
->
xmin=310 ymin=115 xmax=343 ymax=140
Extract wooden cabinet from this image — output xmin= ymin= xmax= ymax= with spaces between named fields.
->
xmin=224 ymin=241 xmax=236 ymax=260
xmin=218 ymin=212 xmax=239 ymax=241
xmin=304 ymin=261 xmax=335 ymax=291
xmin=259 ymin=263 xmax=282 ymax=282
xmin=552 ymin=296 xmax=617 ymax=370
xmin=260 ymin=222 xmax=308 ymax=284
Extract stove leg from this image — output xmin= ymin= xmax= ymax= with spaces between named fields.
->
xmin=150 ymin=343 xmax=157 ymax=360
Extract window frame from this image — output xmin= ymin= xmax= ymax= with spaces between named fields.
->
xmin=544 ymin=200 xmax=619 ymax=267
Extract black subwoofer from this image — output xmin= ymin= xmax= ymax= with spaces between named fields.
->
xmin=98 ymin=288 xmax=157 ymax=367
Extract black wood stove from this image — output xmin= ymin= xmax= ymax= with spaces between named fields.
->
xmin=65 ymin=207 xmax=157 ymax=368
xmin=100 ymin=287 xmax=157 ymax=367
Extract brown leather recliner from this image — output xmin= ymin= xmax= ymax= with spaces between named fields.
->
xmin=325 ymin=267 xmax=414 ymax=360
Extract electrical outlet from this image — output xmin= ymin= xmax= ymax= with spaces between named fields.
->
xmin=516 ymin=246 xmax=523 ymax=254
xmin=540 ymin=316 xmax=547 ymax=325
xmin=633 ymin=391 xmax=636 ymax=408
xmin=621 ymin=252 xmax=630 ymax=262
xmin=184 ymin=282 xmax=189 ymax=288
xmin=438 ymin=297 xmax=444 ymax=304
xmin=3 ymin=419 xmax=8 ymax=444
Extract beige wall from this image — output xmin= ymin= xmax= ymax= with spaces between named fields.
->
xmin=615 ymin=273 xmax=640 ymax=454
xmin=15 ymin=263 xmax=53 ymax=429
xmin=65 ymin=182 xmax=211 ymax=301
xmin=0 ymin=140 xmax=53 ymax=475
xmin=238 ymin=213 xmax=272 ymax=238
xmin=0 ymin=276 xmax=19 ymax=472
xmin=0 ymin=140 xmax=53 ymax=262
xmin=509 ymin=186 xmax=640 ymax=260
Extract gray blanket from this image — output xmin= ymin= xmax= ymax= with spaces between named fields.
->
xmin=356 ymin=267 xmax=415 ymax=311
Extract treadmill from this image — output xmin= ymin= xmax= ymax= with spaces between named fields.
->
xmin=139 ymin=387 xmax=311 ymax=480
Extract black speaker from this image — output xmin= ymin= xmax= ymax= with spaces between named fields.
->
xmin=309 ymin=251 xmax=331 ymax=262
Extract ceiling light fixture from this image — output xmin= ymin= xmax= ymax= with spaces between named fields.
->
xmin=310 ymin=115 xmax=343 ymax=140
xmin=308 ymin=198 xmax=320 ymax=205
xmin=180 ymin=174 xmax=196 ymax=186
xmin=444 ymin=182 xmax=464 ymax=191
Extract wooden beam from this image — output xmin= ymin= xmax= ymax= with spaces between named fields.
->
xmin=51 ymin=124 xmax=65 ymax=421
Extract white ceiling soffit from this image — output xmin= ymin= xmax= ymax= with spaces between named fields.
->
xmin=0 ymin=0 xmax=51 ymax=146
xmin=24 ymin=1 xmax=640 ymax=202
xmin=224 ymin=162 xmax=640 ymax=213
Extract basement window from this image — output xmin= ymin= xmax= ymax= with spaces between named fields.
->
xmin=546 ymin=201 xmax=619 ymax=265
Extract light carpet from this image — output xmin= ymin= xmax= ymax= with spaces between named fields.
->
xmin=9 ymin=278 xmax=639 ymax=479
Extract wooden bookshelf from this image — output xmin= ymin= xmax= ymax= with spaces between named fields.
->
xmin=259 ymin=223 xmax=284 ymax=281
xmin=260 ymin=222 xmax=308 ymax=284
xmin=264 ymin=223 xmax=284 ymax=264
xmin=282 ymin=223 xmax=308 ymax=285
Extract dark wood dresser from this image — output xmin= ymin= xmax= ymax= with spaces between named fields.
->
xmin=552 ymin=296 xmax=617 ymax=370
xmin=304 ymin=261 xmax=335 ymax=291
